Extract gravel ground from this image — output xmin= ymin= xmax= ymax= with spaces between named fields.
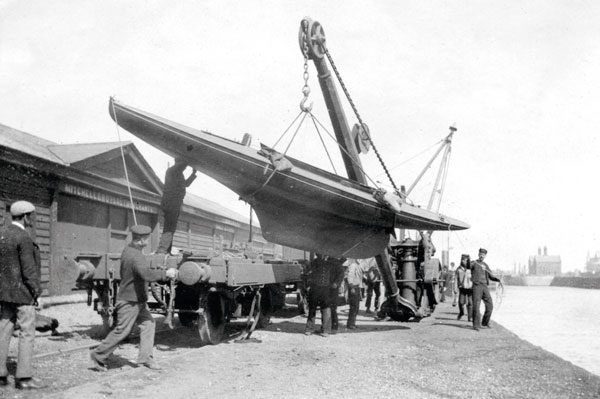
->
xmin=0 ymin=298 xmax=599 ymax=399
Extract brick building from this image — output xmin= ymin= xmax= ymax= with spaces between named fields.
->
xmin=528 ymin=246 xmax=562 ymax=276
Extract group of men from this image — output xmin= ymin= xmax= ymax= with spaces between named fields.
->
xmin=0 ymin=159 xmax=195 ymax=388
xmin=303 ymin=256 xmax=381 ymax=336
xmin=0 ymin=199 xmax=179 ymax=389
xmin=454 ymin=248 xmax=503 ymax=331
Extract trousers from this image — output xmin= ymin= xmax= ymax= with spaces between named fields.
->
xmin=347 ymin=284 xmax=361 ymax=327
xmin=365 ymin=280 xmax=381 ymax=310
xmin=458 ymin=288 xmax=473 ymax=320
xmin=93 ymin=301 xmax=156 ymax=364
xmin=0 ymin=302 xmax=35 ymax=379
xmin=305 ymin=286 xmax=331 ymax=334
xmin=472 ymin=284 xmax=493 ymax=328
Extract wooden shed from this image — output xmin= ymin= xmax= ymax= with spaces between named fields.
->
xmin=0 ymin=123 xmax=305 ymax=296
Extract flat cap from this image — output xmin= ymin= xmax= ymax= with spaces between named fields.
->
xmin=461 ymin=254 xmax=470 ymax=259
xmin=131 ymin=225 xmax=152 ymax=236
xmin=478 ymin=248 xmax=488 ymax=254
xmin=10 ymin=200 xmax=35 ymax=216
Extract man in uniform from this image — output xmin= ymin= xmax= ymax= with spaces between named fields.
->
xmin=0 ymin=201 xmax=43 ymax=390
xmin=304 ymin=254 xmax=332 ymax=337
xmin=91 ymin=225 xmax=178 ymax=370
xmin=471 ymin=248 xmax=502 ymax=331
xmin=156 ymin=158 xmax=197 ymax=254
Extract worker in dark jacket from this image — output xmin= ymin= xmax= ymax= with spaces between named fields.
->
xmin=363 ymin=257 xmax=381 ymax=314
xmin=0 ymin=201 xmax=43 ymax=390
xmin=471 ymin=248 xmax=502 ymax=331
xmin=327 ymin=257 xmax=346 ymax=334
xmin=91 ymin=225 xmax=178 ymax=371
xmin=156 ymin=158 xmax=197 ymax=254
xmin=304 ymin=254 xmax=332 ymax=337
xmin=455 ymin=254 xmax=473 ymax=321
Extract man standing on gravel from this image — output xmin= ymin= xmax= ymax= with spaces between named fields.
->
xmin=455 ymin=254 xmax=473 ymax=321
xmin=90 ymin=225 xmax=178 ymax=371
xmin=304 ymin=254 xmax=332 ymax=337
xmin=345 ymin=258 xmax=365 ymax=329
xmin=327 ymin=257 xmax=346 ymax=335
xmin=0 ymin=200 xmax=43 ymax=390
xmin=471 ymin=248 xmax=502 ymax=331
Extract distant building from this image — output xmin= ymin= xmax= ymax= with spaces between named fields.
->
xmin=586 ymin=252 xmax=600 ymax=274
xmin=528 ymin=246 xmax=561 ymax=276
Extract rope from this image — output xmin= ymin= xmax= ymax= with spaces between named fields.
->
xmin=324 ymin=48 xmax=399 ymax=194
xmin=110 ymin=98 xmax=138 ymax=226
xmin=309 ymin=113 xmax=337 ymax=174
xmin=376 ymin=139 xmax=444 ymax=177
xmin=309 ymin=112 xmax=380 ymax=188
xmin=271 ymin=110 xmax=304 ymax=149
xmin=246 ymin=112 xmax=309 ymax=200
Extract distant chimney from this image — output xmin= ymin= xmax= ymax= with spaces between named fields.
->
xmin=544 ymin=246 xmax=547 ymax=256
xmin=538 ymin=247 xmax=541 ymax=255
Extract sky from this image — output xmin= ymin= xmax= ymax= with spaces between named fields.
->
xmin=1 ymin=0 xmax=599 ymax=273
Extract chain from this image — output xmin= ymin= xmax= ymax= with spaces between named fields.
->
xmin=323 ymin=48 xmax=399 ymax=194
xmin=299 ymin=20 xmax=312 ymax=112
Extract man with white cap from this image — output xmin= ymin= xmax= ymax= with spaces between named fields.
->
xmin=0 ymin=200 xmax=43 ymax=389
xmin=90 ymin=225 xmax=178 ymax=371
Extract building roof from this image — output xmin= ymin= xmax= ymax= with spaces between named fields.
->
xmin=47 ymin=142 xmax=131 ymax=164
xmin=0 ymin=123 xmax=66 ymax=164
xmin=1 ymin=121 xmax=254 ymax=228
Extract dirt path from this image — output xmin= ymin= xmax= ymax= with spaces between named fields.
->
xmin=1 ymin=301 xmax=599 ymax=399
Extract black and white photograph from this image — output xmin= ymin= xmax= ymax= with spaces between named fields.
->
xmin=0 ymin=1 xmax=599 ymax=398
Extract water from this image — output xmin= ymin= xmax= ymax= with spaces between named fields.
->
xmin=493 ymin=285 xmax=600 ymax=376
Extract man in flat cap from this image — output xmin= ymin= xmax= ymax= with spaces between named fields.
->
xmin=91 ymin=225 xmax=178 ymax=371
xmin=470 ymin=248 xmax=502 ymax=331
xmin=0 ymin=201 xmax=43 ymax=389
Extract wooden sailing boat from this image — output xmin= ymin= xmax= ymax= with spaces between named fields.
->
xmin=109 ymin=97 xmax=468 ymax=259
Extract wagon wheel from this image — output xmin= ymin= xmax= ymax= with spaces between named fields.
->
xmin=198 ymin=291 xmax=225 ymax=345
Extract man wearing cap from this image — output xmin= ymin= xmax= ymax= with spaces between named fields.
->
xmin=90 ymin=225 xmax=178 ymax=371
xmin=455 ymin=254 xmax=473 ymax=321
xmin=0 ymin=200 xmax=43 ymax=389
xmin=471 ymin=248 xmax=502 ymax=331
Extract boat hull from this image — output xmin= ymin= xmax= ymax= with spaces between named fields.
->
xmin=109 ymin=98 xmax=468 ymax=258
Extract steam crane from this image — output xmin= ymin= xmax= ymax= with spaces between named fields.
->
xmin=298 ymin=18 xmax=421 ymax=320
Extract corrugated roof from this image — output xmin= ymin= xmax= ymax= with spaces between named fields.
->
xmin=0 ymin=123 xmax=65 ymax=164
xmin=47 ymin=142 xmax=131 ymax=163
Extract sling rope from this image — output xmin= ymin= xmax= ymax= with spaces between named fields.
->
xmin=110 ymin=98 xmax=138 ymax=226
